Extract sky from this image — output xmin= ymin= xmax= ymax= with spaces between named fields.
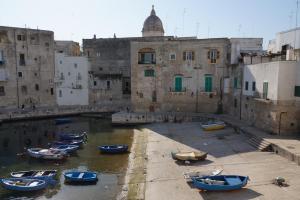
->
xmin=0 ymin=0 xmax=299 ymax=48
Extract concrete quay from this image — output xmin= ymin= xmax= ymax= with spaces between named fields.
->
xmin=133 ymin=122 xmax=300 ymax=200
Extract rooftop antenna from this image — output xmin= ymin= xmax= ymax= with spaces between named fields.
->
xmin=294 ymin=0 xmax=299 ymax=49
xmin=182 ymin=8 xmax=186 ymax=36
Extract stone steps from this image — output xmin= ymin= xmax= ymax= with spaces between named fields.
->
xmin=247 ymin=136 xmax=272 ymax=151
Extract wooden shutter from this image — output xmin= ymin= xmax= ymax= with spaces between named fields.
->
xmin=183 ymin=52 xmax=186 ymax=60
xmin=192 ymin=51 xmax=195 ymax=60
xmin=217 ymin=51 xmax=220 ymax=59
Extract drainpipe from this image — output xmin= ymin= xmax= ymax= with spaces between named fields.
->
xmin=278 ymin=111 xmax=287 ymax=135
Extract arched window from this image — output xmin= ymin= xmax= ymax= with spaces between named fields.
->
xmin=138 ymin=48 xmax=156 ymax=64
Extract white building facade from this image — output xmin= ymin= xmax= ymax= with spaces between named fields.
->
xmin=55 ymin=53 xmax=89 ymax=106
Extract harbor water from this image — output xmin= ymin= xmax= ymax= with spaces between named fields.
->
xmin=0 ymin=117 xmax=133 ymax=200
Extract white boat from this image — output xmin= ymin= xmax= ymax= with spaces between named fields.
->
xmin=27 ymin=148 xmax=66 ymax=160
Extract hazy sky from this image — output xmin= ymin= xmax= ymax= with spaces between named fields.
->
xmin=1 ymin=0 xmax=299 ymax=48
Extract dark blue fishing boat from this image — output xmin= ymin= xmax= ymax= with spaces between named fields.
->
xmin=52 ymin=139 xmax=84 ymax=146
xmin=55 ymin=118 xmax=72 ymax=125
xmin=64 ymin=171 xmax=98 ymax=183
xmin=98 ymin=145 xmax=128 ymax=154
xmin=50 ymin=144 xmax=79 ymax=153
xmin=192 ymin=175 xmax=249 ymax=191
xmin=59 ymin=132 xmax=87 ymax=141
xmin=11 ymin=170 xmax=57 ymax=180
xmin=0 ymin=178 xmax=47 ymax=191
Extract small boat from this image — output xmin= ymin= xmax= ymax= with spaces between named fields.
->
xmin=192 ymin=175 xmax=249 ymax=191
xmin=52 ymin=139 xmax=84 ymax=146
xmin=59 ymin=132 xmax=87 ymax=141
xmin=98 ymin=145 xmax=128 ymax=154
xmin=0 ymin=178 xmax=47 ymax=191
xmin=183 ymin=169 xmax=223 ymax=183
xmin=64 ymin=171 xmax=98 ymax=183
xmin=27 ymin=148 xmax=66 ymax=160
xmin=11 ymin=170 xmax=57 ymax=180
xmin=171 ymin=151 xmax=207 ymax=161
xmin=55 ymin=118 xmax=72 ymax=125
xmin=202 ymin=121 xmax=225 ymax=131
xmin=50 ymin=144 xmax=79 ymax=153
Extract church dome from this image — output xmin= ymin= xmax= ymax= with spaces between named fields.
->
xmin=142 ymin=6 xmax=164 ymax=37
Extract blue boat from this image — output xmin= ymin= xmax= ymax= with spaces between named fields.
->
xmin=55 ymin=118 xmax=72 ymax=125
xmin=192 ymin=175 xmax=249 ymax=191
xmin=64 ymin=171 xmax=98 ymax=183
xmin=98 ymin=145 xmax=128 ymax=154
xmin=50 ymin=144 xmax=79 ymax=153
xmin=52 ymin=139 xmax=84 ymax=146
xmin=0 ymin=178 xmax=47 ymax=191
xmin=11 ymin=170 xmax=57 ymax=180
xmin=59 ymin=132 xmax=87 ymax=141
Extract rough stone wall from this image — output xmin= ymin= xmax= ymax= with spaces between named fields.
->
xmin=54 ymin=40 xmax=81 ymax=56
xmin=0 ymin=26 xmax=56 ymax=109
xmin=131 ymin=38 xmax=230 ymax=113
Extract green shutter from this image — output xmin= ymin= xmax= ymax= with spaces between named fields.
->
xmin=295 ymin=86 xmax=300 ymax=97
xmin=175 ymin=76 xmax=182 ymax=92
xmin=234 ymin=77 xmax=238 ymax=89
xmin=145 ymin=69 xmax=154 ymax=77
xmin=205 ymin=75 xmax=212 ymax=92
xmin=263 ymin=82 xmax=268 ymax=99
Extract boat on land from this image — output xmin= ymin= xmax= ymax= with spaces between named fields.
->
xmin=183 ymin=169 xmax=223 ymax=183
xmin=59 ymin=132 xmax=87 ymax=141
xmin=201 ymin=121 xmax=225 ymax=131
xmin=52 ymin=139 xmax=84 ymax=146
xmin=192 ymin=175 xmax=249 ymax=191
xmin=55 ymin=118 xmax=72 ymax=125
xmin=27 ymin=148 xmax=66 ymax=160
xmin=171 ymin=151 xmax=207 ymax=161
xmin=0 ymin=178 xmax=47 ymax=191
xmin=50 ymin=144 xmax=79 ymax=153
xmin=98 ymin=145 xmax=128 ymax=154
xmin=64 ymin=171 xmax=98 ymax=183
xmin=11 ymin=170 xmax=57 ymax=180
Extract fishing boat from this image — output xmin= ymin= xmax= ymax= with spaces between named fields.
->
xmin=171 ymin=151 xmax=207 ymax=161
xmin=201 ymin=121 xmax=225 ymax=131
xmin=59 ymin=132 xmax=87 ymax=141
xmin=50 ymin=144 xmax=79 ymax=153
xmin=98 ymin=145 xmax=128 ymax=154
xmin=0 ymin=178 xmax=47 ymax=191
xmin=192 ymin=175 xmax=249 ymax=191
xmin=11 ymin=170 xmax=57 ymax=180
xmin=52 ymin=139 xmax=84 ymax=146
xmin=27 ymin=148 xmax=66 ymax=160
xmin=55 ymin=118 xmax=72 ymax=125
xmin=183 ymin=169 xmax=223 ymax=183
xmin=64 ymin=171 xmax=98 ymax=183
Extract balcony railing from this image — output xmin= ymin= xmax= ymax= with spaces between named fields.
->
xmin=138 ymin=60 xmax=156 ymax=64
xmin=169 ymin=87 xmax=187 ymax=93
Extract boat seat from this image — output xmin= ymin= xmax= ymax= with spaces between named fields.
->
xmin=78 ymin=173 xmax=84 ymax=178
xmin=224 ymin=177 xmax=242 ymax=185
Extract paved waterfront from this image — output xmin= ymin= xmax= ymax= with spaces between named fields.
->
xmin=137 ymin=122 xmax=300 ymax=200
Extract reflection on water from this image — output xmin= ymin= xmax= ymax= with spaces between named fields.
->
xmin=0 ymin=117 xmax=133 ymax=200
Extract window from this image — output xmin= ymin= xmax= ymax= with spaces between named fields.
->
xmin=17 ymin=34 xmax=26 ymax=41
xmin=234 ymin=77 xmax=238 ymax=89
xmin=0 ymin=50 xmax=4 ymax=64
xmin=234 ymin=98 xmax=237 ymax=108
xmin=295 ymin=86 xmax=300 ymax=97
xmin=50 ymin=88 xmax=54 ymax=95
xmin=77 ymin=73 xmax=82 ymax=80
xmin=207 ymin=49 xmax=219 ymax=64
xmin=263 ymin=82 xmax=268 ymax=99
xmin=19 ymin=54 xmax=25 ymax=66
xmin=152 ymin=90 xmax=157 ymax=102
xmin=87 ymin=51 xmax=90 ymax=57
xmin=174 ymin=76 xmax=183 ymax=92
xmin=138 ymin=48 xmax=156 ymax=64
xmin=93 ymin=81 xmax=97 ymax=86
xmin=59 ymin=60 xmax=62 ymax=64
xmin=21 ymin=85 xmax=27 ymax=95
xmin=96 ymin=52 xmax=101 ymax=57
xmin=107 ymin=80 xmax=110 ymax=90
xmin=18 ymin=72 xmax=23 ymax=78
xmin=45 ymin=42 xmax=49 ymax=47
xmin=0 ymin=86 xmax=5 ymax=96
xmin=252 ymin=82 xmax=256 ymax=91
xmin=60 ymin=72 xmax=64 ymax=80
xmin=144 ymin=69 xmax=155 ymax=77
xmin=74 ymin=63 xmax=77 ymax=68
xmin=59 ymin=90 xmax=62 ymax=97
xmin=205 ymin=74 xmax=213 ymax=92
xmin=99 ymin=67 xmax=103 ymax=71
xmin=68 ymin=72 xmax=71 ymax=76
xmin=35 ymin=84 xmax=39 ymax=91
xmin=169 ymin=53 xmax=176 ymax=60
xmin=183 ymin=51 xmax=195 ymax=61
xmin=245 ymin=81 xmax=249 ymax=91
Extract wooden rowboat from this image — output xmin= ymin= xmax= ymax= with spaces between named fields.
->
xmin=0 ymin=178 xmax=47 ymax=191
xmin=64 ymin=171 xmax=98 ymax=183
xmin=11 ymin=170 xmax=57 ymax=180
xmin=202 ymin=121 xmax=225 ymax=131
xmin=98 ymin=145 xmax=128 ymax=154
xmin=171 ymin=151 xmax=207 ymax=161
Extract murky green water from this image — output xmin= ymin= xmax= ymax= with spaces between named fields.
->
xmin=0 ymin=117 xmax=133 ymax=200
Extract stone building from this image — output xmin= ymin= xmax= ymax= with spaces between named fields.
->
xmin=55 ymin=40 xmax=81 ymax=56
xmin=0 ymin=26 xmax=56 ymax=109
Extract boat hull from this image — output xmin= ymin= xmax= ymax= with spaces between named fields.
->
xmin=98 ymin=145 xmax=128 ymax=154
xmin=11 ymin=170 xmax=57 ymax=180
xmin=59 ymin=133 xmax=87 ymax=141
xmin=52 ymin=139 xmax=84 ymax=146
xmin=0 ymin=178 xmax=47 ymax=192
xmin=202 ymin=122 xmax=225 ymax=131
xmin=192 ymin=175 xmax=248 ymax=191
xmin=50 ymin=144 xmax=79 ymax=153
xmin=64 ymin=171 xmax=98 ymax=183
xmin=171 ymin=151 xmax=207 ymax=161
xmin=55 ymin=118 xmax=72 ymax=125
